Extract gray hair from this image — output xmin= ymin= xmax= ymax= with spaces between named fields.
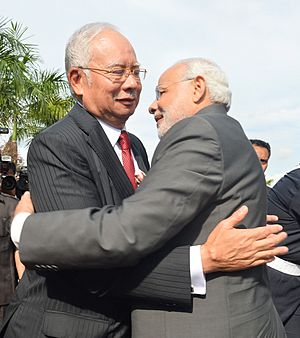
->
xmin=65 ymin=22 xmax=118 ymax=74
xmin=176 ymin=58 xmax=232 ymax=110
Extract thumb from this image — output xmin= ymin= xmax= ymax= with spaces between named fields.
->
xmin=22 ymin=191 xmax=31 ymax=199
xmin=223 ymin=205 xmax=248 ymax=229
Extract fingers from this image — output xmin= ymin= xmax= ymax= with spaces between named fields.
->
xmin=254 ymin=232 xmax=288 ymax=254
xmin=250 ymin=246 xmax=289 ymax=266
xmin=247 ymin=224 xmax=284 ymax=241
xmin=222 ymin=205 xmax=249 ymax=229
xmin=266 ymin=214 xmax=278 ymax=223
xmin=258 ymin=230 xmax=287 ymax=246
xmin=272 ymin=246 xmax=289 ymax=256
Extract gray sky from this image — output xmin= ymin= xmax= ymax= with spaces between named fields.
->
xmin=2 ymin=0 xmax=300 ymax=180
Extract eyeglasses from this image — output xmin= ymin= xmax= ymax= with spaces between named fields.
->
xmin=155 ymin=78 xmax=194 ymax=100
xmin=78 ymin=66 xmax=147 ymax=82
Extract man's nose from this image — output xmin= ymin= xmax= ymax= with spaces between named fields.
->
xmin=148 ymin=101 xmax=157 ymax=115
xmin=122 ymin=73 xmax=141 ymax=89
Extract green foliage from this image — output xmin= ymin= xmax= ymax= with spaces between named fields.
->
xmin=0 ymin=17 xmax=73 ymax=143
xmin=266 ymin=178 xmax=274 ymax=187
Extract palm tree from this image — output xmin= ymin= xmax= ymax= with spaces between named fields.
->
xmin=0 ymin=17 xmax=73 ymax=163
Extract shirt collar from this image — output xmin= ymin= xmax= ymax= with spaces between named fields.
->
xmin=96 ymin=118 xmax=125 ymax=148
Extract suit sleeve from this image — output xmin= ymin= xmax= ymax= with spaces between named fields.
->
xmin=111 ymin=246 xmax=192 ymax=311
xmin=21 ymin=117 xmax=223 ymax=268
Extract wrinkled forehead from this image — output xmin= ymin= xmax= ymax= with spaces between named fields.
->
xmin=90 ymin=30 xmax=139 ymax=66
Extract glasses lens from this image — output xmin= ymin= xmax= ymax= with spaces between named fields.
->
xmin=155 ymin=87 xmax=160 ymax=100
xmin=106 ymin=67 xmax=146 ymax=82
xmin=110 ymin=68 xmax=126 ymax=80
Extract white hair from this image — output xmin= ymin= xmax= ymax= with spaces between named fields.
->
xmin=176 ymin=58 xmax=232 ymax=110
xmin=65 ymin=22 xmax=118 ymax=74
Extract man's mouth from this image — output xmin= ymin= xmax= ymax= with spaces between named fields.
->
xmin=154 ymin=114 xmax=163 ymax=123
xmin=116 ymin=97 xmax=136 ymax=106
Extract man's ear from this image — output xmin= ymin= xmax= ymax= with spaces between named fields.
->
xmin=192 ymin=75 xmax=206 ymax=103
xmin=68 ymin=68 xmax=85 ymax=97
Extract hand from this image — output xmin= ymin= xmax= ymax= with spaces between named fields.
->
xmin=201 ymin=205 xmax=288 ymax=273
xmin=14 ymin=191 xmax=34 ymax=216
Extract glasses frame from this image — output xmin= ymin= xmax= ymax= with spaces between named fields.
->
xmin=155 ymin=77 xmax=194 ymax=100
xmin=77 ymin=66 xmax=147 ymax=82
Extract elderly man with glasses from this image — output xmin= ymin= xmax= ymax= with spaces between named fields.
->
xmin=2 ymin=24 xmax=287 ymax=338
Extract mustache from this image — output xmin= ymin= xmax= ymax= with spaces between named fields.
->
xmin=115 ymin=90 xmax=138 ymax=100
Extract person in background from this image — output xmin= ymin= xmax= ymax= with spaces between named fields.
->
xmin=0 ymin=176 xmax=24 ymax=325
xmin=267 ymin=167 xmax=300 ymax=338
xmin=250 ymin=139 xmax=271 ymax=172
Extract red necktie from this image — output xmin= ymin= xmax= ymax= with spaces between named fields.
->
xmin=118 ymin=131 xmax=137 ymax=189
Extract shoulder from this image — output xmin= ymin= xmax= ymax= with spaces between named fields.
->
xmin=0 ymin=192 xmax=18 ymax=203
xmin=29 ymin=113 xmax=80 ymax=153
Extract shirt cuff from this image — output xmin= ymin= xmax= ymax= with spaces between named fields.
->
xmin=190 ymin=245 xmax=206 ymax=295
xmin=11 ymin=212 xmax=31 ymax=249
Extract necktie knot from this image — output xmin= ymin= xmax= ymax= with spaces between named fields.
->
xmin=118 ymin=130 xmax=131 ymax=150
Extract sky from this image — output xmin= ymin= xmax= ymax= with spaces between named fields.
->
xmin=2 ymin=0 xmax=300 ymax=181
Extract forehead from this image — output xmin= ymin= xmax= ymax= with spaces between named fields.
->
xmin=159 ymin=63 xmax=186 ymax=84
xmin=253 ymin=145 xmax=269 ymax=158
xmin=90 ymin=30 xmax=138 ymax=66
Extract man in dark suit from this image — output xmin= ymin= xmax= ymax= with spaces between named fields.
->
xmin=0 ymin=22 xmax=154 ymax=338
xmin=11 ymin=58 xmax=287 ymax=337
xmin=267 ymin=167 xmax=300 ymax=338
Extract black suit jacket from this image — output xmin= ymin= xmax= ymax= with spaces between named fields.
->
xmin=1 ymin=104 xmax=190 ymax=338
xmin=267 ymin=168 xmax=300 ymax=324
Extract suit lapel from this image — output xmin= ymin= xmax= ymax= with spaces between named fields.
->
xmin=130 ymin=141 xmax=148 ymax=173
xmin=69 ymin=104 xmax=134 ymax=200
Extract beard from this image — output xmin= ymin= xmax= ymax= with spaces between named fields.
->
xmin=157 ymin=109 xmax=190 ymax=139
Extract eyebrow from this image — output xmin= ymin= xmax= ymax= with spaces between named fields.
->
xmin=105 ymin=62 xmax=141 ymax=68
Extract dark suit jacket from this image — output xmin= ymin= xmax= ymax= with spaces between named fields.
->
xmin=1 ymin=104 xmax=191 ymax=338
xmin=18 ymin=104 xmax=285 ymax=337
xmin=267 ymin=168 xmax=300 ymax=325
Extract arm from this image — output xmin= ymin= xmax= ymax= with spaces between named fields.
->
xmin=14 ymin=196 xmax=287 ymax=308
xmin=267 ymin=170 xmax=300 ymax=263
xmin=19 ymin=117 xmax=288 ymax=270
xmin=21 ymin=118 xmax=225 ymax=267
xmin=107 ymin=207 xmax=287 ymax=309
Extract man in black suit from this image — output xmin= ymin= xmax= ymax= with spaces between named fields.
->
xmin=1 ymin=22 xmax=154 ymax=338
xmin=267 ymin=167 xmax=300 ymax=338
xmin=9 ymin=54 xmax=288 ymax=337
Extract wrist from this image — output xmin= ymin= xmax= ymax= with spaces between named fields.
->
xmin=200 ymin=244 xmax=218 ymax=273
